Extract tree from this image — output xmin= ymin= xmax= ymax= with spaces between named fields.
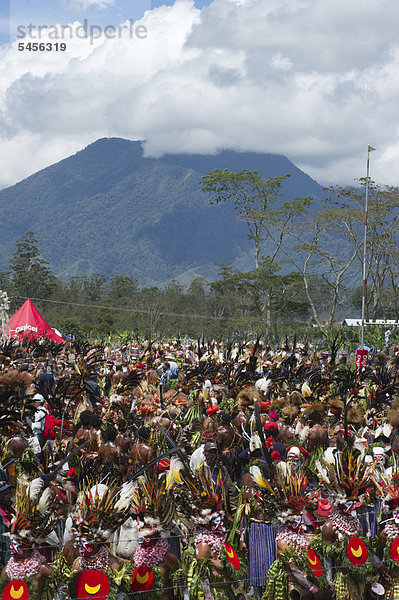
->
xmin=0 ymin=272 xmax=9 ymax=291
xmin=107 ymin=274 xmax=138 ymax=302
xmin=83 ymin=273 xmax=107 ymax=302
xmin=201 ymin=170 xmax=291 ymax=269
xmin=57 ymin=316 xmax=85 ymax=338
xmin=211 ymin=260 xmax=309 ymax=340
xmin=265 ymin=203 xmax=358 ymax=327
xmin=201 ymin=169 xmax=313 ymax=333
xmin=250 ymin=179 xmax=399 ymax=327
xmin=187 ymin=277 xmax=206 ymax=298
xmin=351 ymin=180 xmax=399 ymax=319
xmin=136 ymin=286 xmax=163 ymax=338
xmin=304 ymin=181 xmax=399 ymax=323
xmin=8 ymin=231 xmax=60 ymax=300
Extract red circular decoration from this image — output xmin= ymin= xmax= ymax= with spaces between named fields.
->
xmin=131 ymin=567 xmax=154 ymax=592
xmin=307 ymin=549 xmax=323 ymax=577
xmin=346 ymin=537 xmax=368 ymax=566
xmin=223 ymin=543 xmax=241 ymax=570
xmin=2 ymin=580 xmax=29 ymax=600
xmin=75 ymin=570 xmax=110 ymax=600
xmin=390 ymin=538 xmax=399 ymax=563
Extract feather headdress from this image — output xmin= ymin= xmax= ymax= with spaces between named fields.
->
xmin=371 ymin=469 xmax=399 ymax=502
xmin=315 ymin=445 xmax=374 ymax=503
xmin=72 ymin=481 xmax=131 ymax=542
xmin=281 ymin=404 xmax=299 ymax=423
xmin=128 ymin=471 xmax=175 ymax=536
xmin=11 ymin=477 xmax=57 ymax=545
xmin=163 ymin=459 xmax=225 ymax=528
xmin=247 ymin=463 xmax=309 ymax=524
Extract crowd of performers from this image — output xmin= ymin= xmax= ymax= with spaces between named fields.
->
xmin=2 ymin=337 xmax=399 ymax=600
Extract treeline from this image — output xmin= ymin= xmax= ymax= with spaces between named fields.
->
xmin=0 ymin=231 xmax=372 ymax=342
xmin=3 ymin=169 xmax=399 ymax=343
xmin=201 ymin=171 xmax=399 ymax=328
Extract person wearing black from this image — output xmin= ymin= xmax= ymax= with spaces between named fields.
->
xmin=0 ymin=482 xmax=13 ymax=571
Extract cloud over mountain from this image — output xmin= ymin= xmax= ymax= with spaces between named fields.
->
xmin=0 ymin=0 xmax=398 ymax=189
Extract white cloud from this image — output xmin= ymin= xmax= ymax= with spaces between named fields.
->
xmin=0 ymin=0 xmax=399 ymax=188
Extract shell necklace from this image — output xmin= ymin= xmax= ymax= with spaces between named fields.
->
xmin=276 ymin=527 xmax=310 ymax=552
xmin=194 ymin=528 xmax=226 ymax=554
xmin=81 ymin=545 xmax=109 ymax=570
xmin=133 ymin=538 xmax=169 ymax=567
xmin=330 ymin=508 xmax=361 ymax=537
xmin=6 ymin=550 xmax=45 ymax=579
xmin=385 ymin=522 xmax=399 ymax=539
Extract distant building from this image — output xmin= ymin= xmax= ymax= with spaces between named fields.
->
xmin=343 ymin=318 xmax=399 ymax=327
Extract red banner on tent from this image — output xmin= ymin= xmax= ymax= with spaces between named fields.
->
xmin=8 ymin=298 xmax=64 ymax=343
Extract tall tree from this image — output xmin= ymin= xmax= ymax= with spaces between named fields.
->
xmin=8 ymin=231 xmax=59 ymax=300
xmin=343 ymin=180 xmax=399 ymax=320
xmin=83 ymin=273 xmax=107 ymax=302
xmin=107 ymin=274 xmax=138 ymax=303
xmin=264 ymin=203 xmax=358 ymax=327
xmin=201 ymin=169 xmax=313 ymax=332
xmin=210 ymin=260 xmax=309 ymax=340
xmin=310 ymin=181 xmax=399 ymax=323
xmin=200 ymin=170 xmax=291 ymax=269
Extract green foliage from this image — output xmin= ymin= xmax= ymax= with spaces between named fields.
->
xmin=208 ymin=259 xmax=310 ymax=340
xmin=201 ymin=169 xmax=293 ymax=269
xmin=4 ymin=154 xmax=399 ymax=342
xmin=2 ymin=227 xmax=390 ymax=344
xmin=261 ymin=559 xmax=288 ymax=600
xmin=8 ymin=231 xmax=60 ymax=303
xmin=82 ymin=273 xmax=107 ymax=301
xmin=56 ymin=317 xmax=85 ymax=338
xmin=107 ymin=274 xmax=138 ymax=302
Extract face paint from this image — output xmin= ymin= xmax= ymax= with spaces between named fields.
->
xmin=208 ymin=514 xmax=225 ymax=534
xmin=287 ymin=448 xmax=301 ymax=465
xmin=139 ymin=534 xmax=155 ymax=548
xmin=78 ymin=538 xmax=95 ymax=557
xmin=209 ymin=514 xmax=221 ymax=528
xmin=10 ymin=539 xmax=25 ymax=556
xmin=291 ymin=515 xmax=304 ymax=533
xmin=342 ymin=501 xmax=356 ymax=517
xmin=394 ymin=510 xmax=399 ymax=526
xmin=373 ymin=450 xmax=385 ymax=466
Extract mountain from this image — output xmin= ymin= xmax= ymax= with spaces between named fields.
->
xmin=0 ymin=137 xmax=327 ymax=286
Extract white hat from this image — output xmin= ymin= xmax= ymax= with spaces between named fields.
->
xmin=33 ymin=393 xmax=45 ymax=403
xmin=372 ymin=447 xmax=385 ymax=456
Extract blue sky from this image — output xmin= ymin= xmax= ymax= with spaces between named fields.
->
xmin=0 ymin=0 xmax=10 ymax=44
xmin=1 ymin=0 xmax=211 ymax=45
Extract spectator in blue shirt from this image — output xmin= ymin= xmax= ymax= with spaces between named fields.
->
xmin=158 ymin=360 xmax=179 ymax=387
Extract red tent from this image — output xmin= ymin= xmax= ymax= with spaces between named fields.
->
xmin=8 ymin=298 xmax=64 ymax=343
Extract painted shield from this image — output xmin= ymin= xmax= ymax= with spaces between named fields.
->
xmin=346 ymin=537 xmax=368 ymax=566
xmin=223 ymin=542 xmax=240 ymax=570
xmin=75 ymin=570 xmax=110 ymax=600
xmin=131 ymin=567 xmax=155 ymax=592
xmin=2 ymin=581 xmax=29 ymax=600
xmin=390 ymin=538 xmax=399 ymax=563
xmin=307 ymin=549 xmax=323 ymax=577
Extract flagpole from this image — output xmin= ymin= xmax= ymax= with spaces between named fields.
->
xmin=360 ymin=145 xmax=375 ymax=350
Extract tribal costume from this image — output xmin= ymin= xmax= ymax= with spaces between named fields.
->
xmin=0 ymin=477 xmax=58 ymax=600
xmin=67 ymin=481 xmax=133 ymax=600
xmin=315 ymin=445 xmax=378 ymax=600
xmin=129 ymin=470 xmax=180 ymax=599
xmin=165 ymin=457 xmax=245 ymax=600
